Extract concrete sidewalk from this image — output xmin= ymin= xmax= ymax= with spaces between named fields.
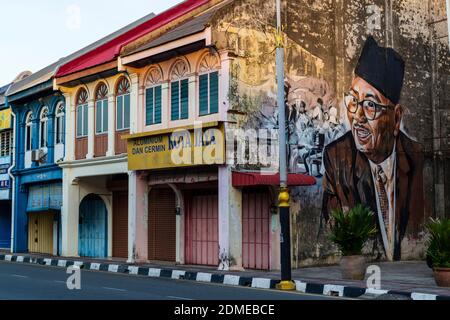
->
xmin=1 ymin=250 xmax=449 ymax=299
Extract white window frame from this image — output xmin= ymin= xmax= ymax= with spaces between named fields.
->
xmin=116 ymin=93 xmax=130 ymax=131
xmin=198 ymin=70 xmax=219 ymax=116
xmin=25 ymin=112 xmax=32 ymax=152
xmin=39 ymin=107 xmax=49 ymax=148
xmin=76 ymin=104 xmax=88 ymax=138
xmin=55 ymin=103 xmax=64 ymax=145
xmin=145 ymin=84 xmax=163 ymax=126
xmin=170 ymin=77 xmax=189 ymax=121
xmin=0 ymin=130 xmax=12 ymax=157
xmin=96 ymin=98 xmax=108 ymax=134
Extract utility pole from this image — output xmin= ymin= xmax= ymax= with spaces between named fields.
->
xmin=274 ymin=0 xmax=295 ymax=291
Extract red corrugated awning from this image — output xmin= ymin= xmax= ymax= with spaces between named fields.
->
xmin=56 ymin=0 xmax=211 ymax=78
xmin=232 ymin=171 xmax=317 ymax=187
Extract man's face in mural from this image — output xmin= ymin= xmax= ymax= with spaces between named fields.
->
xmin=347 ymin=77 xmax=403 ymax=163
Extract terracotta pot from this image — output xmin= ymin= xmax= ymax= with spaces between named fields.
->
xmin=340 ymin=255 xmax=366 ymax=280
xmin=433 ymin=267 xmax=450 ymax=287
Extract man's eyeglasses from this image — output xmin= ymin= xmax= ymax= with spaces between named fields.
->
xmin=344 ymin=92 xmax=394 ymax=121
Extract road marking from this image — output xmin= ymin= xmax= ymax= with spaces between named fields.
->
xmin=166 ymin=296 xmax=194 ymax=300
xmin=11 ymin=274 xmax=28 ymax=279
xmin=102 ymin=287 xmax=127 ymax=292
xmin=54 ymin=280 xmax=66 ymax=284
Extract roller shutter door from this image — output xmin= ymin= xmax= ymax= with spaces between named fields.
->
xmin=242 ymin=191 xmax=270 ymax=270
xmin=185 ymin=191 xmax=218 ymax=266
xmin=113 ymin=191 xmax=128 ymax=258
xmin=148 ymin=188 xmax=176 ymax=261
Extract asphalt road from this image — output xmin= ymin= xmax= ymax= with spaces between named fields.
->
xmin=0 ymin=261 xmax=344 ymax=300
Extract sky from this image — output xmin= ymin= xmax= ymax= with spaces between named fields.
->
xmin=0 ymin=0 xmax=183 ymax=85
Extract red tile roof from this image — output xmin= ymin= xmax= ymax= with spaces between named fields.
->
xmin=56 ymin=0 xmax=211 ymax=78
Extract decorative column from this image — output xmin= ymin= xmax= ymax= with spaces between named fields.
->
xmin=61 ymin=171 xmax=79 ymax=256
xmin=63 ymin=93 xmax=75 ymax=162
xmin=47 ymin=108 xmax=55 ymax=164
xmin=129 ymin=73 xmax=139 ymax=134
xmin=218 ymin=165 xmax=243 ymax=271
xmin=31 ymin=112 xmax=39 ymax=168
xmin=128 ymin=171 xmax=148 ymax=262
xmin=188 ymin=75 xmax=196 ymax=119
xmin=106 ymin=93 xmax=115 ymax=157
xmin=86 ymin=98 xmax=95 ymax=159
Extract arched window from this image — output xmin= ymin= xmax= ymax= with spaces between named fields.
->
xmin=55 ymin=102 xmax=64 ymax=144
xmin=95 ymin=83 xmax=108 ymax=134
xmin=25 ymin=112 xmax=33 ymax=151
xmin=76 ymin=89 xmax=89 ymax=138
xmin=39 ymin=107 xmax=49 ymax=148
xmin=116 ymin=77 xmax=130 ymax=131
xmin=145 ymin=68 xmax=163 ymax=126
xmin=198 ymin=52 xmax=220 ymax=116
xmin=170 ymin=60 xmax=189 ymax=121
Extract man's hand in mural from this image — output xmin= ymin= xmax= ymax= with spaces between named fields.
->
xmin=321 ymin=36 xmax=424 ymax=262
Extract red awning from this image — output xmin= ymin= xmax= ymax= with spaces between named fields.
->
xmin=232 ymin=171 xmax=317 ymax=187
xmin=56 ymin=0 xmax=211 ymax=78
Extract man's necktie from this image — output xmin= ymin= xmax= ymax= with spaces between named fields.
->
xmin=375 ymin=165 xmax=389 ymax=231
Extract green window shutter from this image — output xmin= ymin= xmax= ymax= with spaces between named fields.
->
xmin=180 ymin=79 xmax=189 ymax=119
xmin=124 ymin=94 xmax=130 ymax=129
xmin=116 ymin=96 xmax=123 ymax=130
xmin=171 ymin=81 xmax=179 ymax=121
xmin=76 ymin=106 xmax=82 ymax=137
xmin=95 ymin=101 xmax=102 ymax=134
xmin=199 ymin=74 xmax=208 ymax=116
xmin=83 ymin=105 xmax=88 ymax=136
xmin=209 ymin=72 xmax=219 ymax=114
xmin=146 ymin=88 xmax=154 ymax=125
xmin=154 ymin=86 xmax=162 ymax=124
xmin=103 ymin=100 xmax=108 ymax=132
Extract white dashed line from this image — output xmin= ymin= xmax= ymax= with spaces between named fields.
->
xmin=166 ymin=296 xmax=193 ymax=300
xmin=102 ymin=287 xmax=127 ymax=292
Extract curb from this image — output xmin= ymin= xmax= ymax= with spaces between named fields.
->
xmin=1 ymin=254 xmax=449 ymax=300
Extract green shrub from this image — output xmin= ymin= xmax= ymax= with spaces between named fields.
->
xmin=426 ymin=218 xmax=450 ymax=268
xmin=329 ymin=204 xmax=377 ymax=256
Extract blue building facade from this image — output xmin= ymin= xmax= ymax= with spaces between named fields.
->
xmin=0 ymin=83 xmax=13 ymax=250
xmin=7 ymin=75 xmax=65 ymax=255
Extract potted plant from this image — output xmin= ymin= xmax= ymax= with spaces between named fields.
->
xmin=329 ymin=204 xmax=377 ymax=280
xmin=425 ymin=218 xmax=450 ymax=287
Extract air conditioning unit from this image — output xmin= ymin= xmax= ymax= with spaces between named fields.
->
xmin=31 ymin=149 xmax=46 ymax=162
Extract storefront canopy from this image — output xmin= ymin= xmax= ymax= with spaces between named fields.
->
xmin=27 ymin=183 xmax=62 ymax=212
xmin=232 ymin=171 xmax=317 ymax=188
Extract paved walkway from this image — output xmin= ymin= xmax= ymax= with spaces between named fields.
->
xmin=1 ymin=250 xmax=449 ymax=297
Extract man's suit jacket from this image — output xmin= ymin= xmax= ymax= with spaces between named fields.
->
xmin=321 ymin=131 xmax=424 ymax=260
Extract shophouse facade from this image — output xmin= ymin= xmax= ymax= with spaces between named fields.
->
xmin=54 ymin=0 xmax=216 ymax=260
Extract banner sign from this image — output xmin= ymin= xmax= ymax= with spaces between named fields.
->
xmin=0 ymin=109 xmax=11 ymax=130
xmin=127 ymin=122 xmax=225 ymax=171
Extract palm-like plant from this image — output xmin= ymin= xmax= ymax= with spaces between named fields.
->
xmin=426 ymin=218 xmax=450 ymax=269
xmin=329 ymin=204 xmax=377 ymax=256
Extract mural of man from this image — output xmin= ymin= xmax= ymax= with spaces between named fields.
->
xmin=321 ymin=36 xmax=424 ymax=261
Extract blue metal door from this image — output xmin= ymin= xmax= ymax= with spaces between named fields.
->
xmin=78 ymin=195 xmax=107 ymax=258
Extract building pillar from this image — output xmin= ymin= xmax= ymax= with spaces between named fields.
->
xmin=106 ymin=94 xmax=115 ymax=157
xmin=86 ymin=99 xmax=95 ymax=159
xmin=63 ymin=93 xmax=75 ymax=162
xmin=128 ymin=171 xmax=148 ymax=262
xmin=61 ymin=169 xmax=79 ymax=257
xmin=31 ymin=115 xmax=39 ymax=168
xmin=12 ymin=177 xmax=28 ymax=253
xmin=47 ymin=110 xmax=55 ymax=163
xmin=218 ymin=165 xmax=243 ymax=271
xmin=129 ymin=73 xmax=139 ymax=134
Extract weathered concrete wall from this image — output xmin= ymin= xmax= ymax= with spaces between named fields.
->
xmin=211 ymin=0 xmax=448 ymax=266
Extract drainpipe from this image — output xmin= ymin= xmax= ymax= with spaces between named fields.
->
xmin=7 ymin=100 xmax=16 ymax=254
